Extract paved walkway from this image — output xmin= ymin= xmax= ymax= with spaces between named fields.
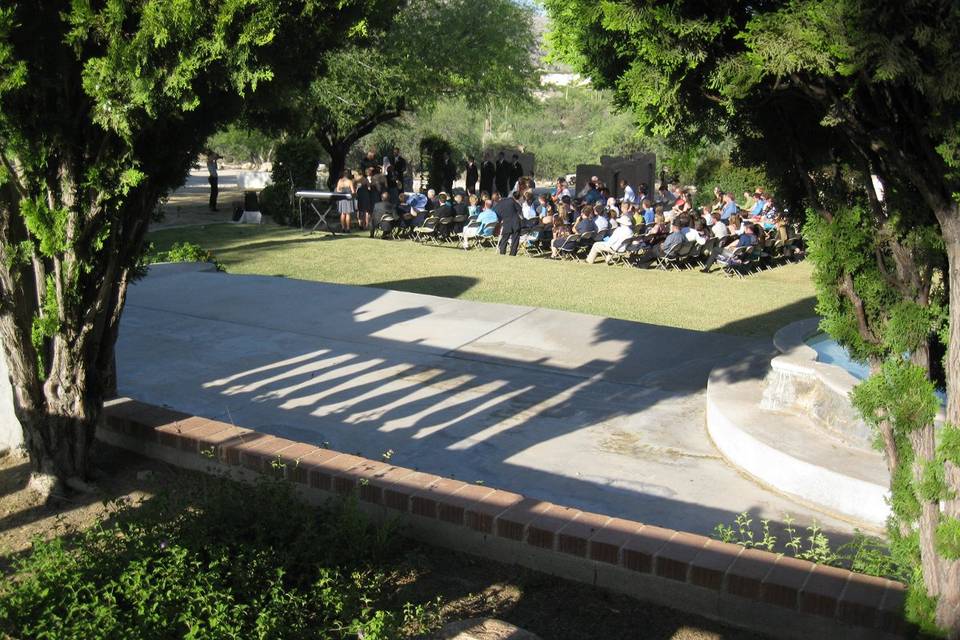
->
xmin=117 ymin=264 xmax=859 ymax=538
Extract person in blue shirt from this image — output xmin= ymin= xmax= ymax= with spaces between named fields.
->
xmin=750 ymin=191 xmax=767 ymax=217
xmin=720 ymin=192 xmax=739 ymax=221
xmin=642 ymin=198 xmax=656 ymax=225
xmin=460 ymin=199 xmax=500 ymax=248
xmin=701 ymin=223 xmax=758 ymax=272
xmin=574 ymin=208 xmax=597 ymax=234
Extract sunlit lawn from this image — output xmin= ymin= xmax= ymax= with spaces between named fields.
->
xmin=147 ymin=223 xmax=817 ymax=338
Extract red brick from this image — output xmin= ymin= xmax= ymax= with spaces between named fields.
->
xmin=527 ymin=505 xmax=576 ymax=550
xmin=799 ymin=564 xmax=851 ymax=618
xmin=189 ymin=423 xmax=253 ymax=459
xmin=236 ymin=435 xmax=296 ymax=472
xmin=556 ymin=510 xmax=607 ymax=557
xmin=413 ymin=478 xmax=468 ymax=522
xmin=725 ymin=548 xmax=776 ymax=599
xmin=171 ymin=417 xmax=226 ymax=453
xmin=221 ymin=431 xmax=273 ymax=466
xmin=152 ymin=415 xmax=213 ymax=449
xmin=761 ymin=555 xmax=814 ymax=609
xmin=496 ymin=498 xmax=553 ymax=541
xmin=298 ymin=449 xmax=348 ymax=491
xmin=310 ymin=454 xmax=368 ymax=495
xmin=448 ymin=484 xmax=497 ymax=532
xmin=878 ymin=581 xmax=907 ymax=634
xmin=466 ymin=489 xmax=523 ymax=534
xmin=621 ymin=525 xmax=673 ymax=573
xmin=271 ymin=443 xmax=320 ymax=481
xmin=838 ymin=572 xmax=887 ymax=628
xmin=381 ymin=470 xmax=439 ymax=512
xmin=589 ymin=517 xmax=643 ymax=564
xmin=689 ymin=540 xmax=742 ymax=591
xmin=655 ymin=532 xmax=709 ymax=582
xmin=333 ymin=459 xmax=390 ymax=500
xmin=371 ymin=467 xmax=418 ymax=511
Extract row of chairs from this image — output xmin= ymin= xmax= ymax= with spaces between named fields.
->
xmin=375 ymin=211 xmax=804 ymax=276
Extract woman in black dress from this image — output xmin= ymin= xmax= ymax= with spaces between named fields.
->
xmin=356 ymin=167 xmax=375 ymax=230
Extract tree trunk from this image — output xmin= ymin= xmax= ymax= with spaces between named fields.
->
xmin=326 ymin=146 xmax=347 ymax=191
xmin=938 ymin=211 xmax=960 ymax=635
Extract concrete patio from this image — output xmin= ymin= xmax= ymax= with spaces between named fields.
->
xmin=116 ymin=263 xmax=861 ymax=538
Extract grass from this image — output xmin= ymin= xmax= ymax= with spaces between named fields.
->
xmin=147 ymin=223 xmax=818 ymax=338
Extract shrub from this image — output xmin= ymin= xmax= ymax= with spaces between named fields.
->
xmin=261 ymin=138 xmax=321 ymax=226
xmin=692 ymin=162 xmax=768 ymax=208
xmin=0 ymin=473 xmax=440 ymax=639
xmin=148 ymin=241 xmax=225 ymax=272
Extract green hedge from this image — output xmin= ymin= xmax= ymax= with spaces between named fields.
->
xmin=261 ymin=138 xmax=321 ymax=225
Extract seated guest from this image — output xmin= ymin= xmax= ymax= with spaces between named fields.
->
xmin=551 ymin=217 xmax=574 ymax=258
xmin=634 ymin=218 xmax=686 ymax=268
xmin=521 ymin=190 xmax=538 ymax=224
xmin=720 ymin=191 xmax=738 ymax=221
xmin=460 ymin=199 xmax=499 ymax=248
xmin=641 ymin=198 xmax=656 ymax=226
xmin=370 ymin=191 xmax=397 ymax=239
xmin=555 ymin=177 xmax=572 ymax=201
xmin=452 ymin=192 xmax=470 ymax=232
xmin=701 ymin=223 xmax=758 ymax=273
xmin=467 ymin=193 xmax=480 ymax=218
xmin=425 ymin=188 xmax=438 ymax=211
xmin=647 ymin=211 xmax=668 ymax=236
xmin=670 ymin=189 xmax=691 ymax=216
xmin=749 ymin=190 xmax=767 ymax=217
xmin=537 ymin=193 xmax=553 ymax=218
xmin=584 ymin=179 xmax=603 ymax=205
xmin=594 ymin=206 xmax=611 ymax=237
xmin=709 ymin=212 xmax=729 ymax=239
xmin=727 ymin=213 xmax=743 ymax=236
xmin=710 ymin=186 xmax=724 ymax=212
xmin=574 ymin=208 xmax=598 ymax=235
xmin=605 ymin=197 xmax=620 ymax=217
xmin=586 ymin=214 xmax=635 ymax=264
xmin=739 ymin=190 xmax=756 ymax=212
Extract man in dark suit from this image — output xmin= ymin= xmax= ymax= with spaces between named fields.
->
xmin=370 ymin=191 xmax=397 ymax=238
xmin=495 ymin=192 xmax=523 ymax=256
xmin=389 ymin=147 xmax=406 ymax=189
xmin=480 ymin=153 xmax=495 ymax=195
xmin=494 ymin=151 xmax=510 ymax=196
xmin=509 ymin=153 xmax=524 ymax=189
xmin=465 ymin=156 xmax=479 ymax=195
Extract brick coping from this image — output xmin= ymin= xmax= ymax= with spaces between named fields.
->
xmin=99 ymin=398 xmax=907 ymax=638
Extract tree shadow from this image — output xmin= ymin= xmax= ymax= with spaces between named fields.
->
xmin=112 ymin=271 xmax=872 ymax=553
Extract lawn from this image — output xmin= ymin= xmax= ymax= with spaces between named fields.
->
xmin=147 ymin=223 xmax=818 ymax=338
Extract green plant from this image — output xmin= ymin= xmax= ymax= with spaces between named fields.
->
xmin=0 ymin=474 xmax=440 ymax=639
xmin=713 ymin=512 xmax=906 ymax=581
xmin=150 ymin=241 xmax=225 ymax=272
xmin=262 ymin=138 xmax=321 ymax=226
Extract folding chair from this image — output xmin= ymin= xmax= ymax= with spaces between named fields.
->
xmin=719 ymin=245 xmax=756 ymax=278
xmin=435 ymin=214 xmax=454 ymax=244
xmin=474 ymin=222 xmax=500 ymax=250
xmin=412 ymin=215 xmax=439 ymax=243
xmin=657 ymin=241 xmax=694 ymax=270
xmin=574 ymin=231 xmax=596 ymax=261
xmin=457 ymin=219 xmax=481 ymax=249
xmin=557 ymin=233 xmax=581 ymax=260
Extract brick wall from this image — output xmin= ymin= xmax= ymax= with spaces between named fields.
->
xmin=98 ymin=398 xmax=908 ymax=640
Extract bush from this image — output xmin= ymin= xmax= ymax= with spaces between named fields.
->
xmin=262 ymin=138 xmax=321 ymax=225
xmin=692 ymin=161 xmax=768 ymax=208
xmin=149 ymin=241 xmax=225 ymax=272
xmin=0 ymin=473 xmax=440 ymax=639
xmin=207 ymin=125 xmax=278 ymax=167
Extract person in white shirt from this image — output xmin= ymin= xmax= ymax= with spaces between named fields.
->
xmin=709 ymin=212 xmax=729 ymax=239
xmin=620 ymin=179 xmax=637 ymax=206
xmin=555 ymin=177 xmax=572 ymax=201
xmin=593 ymin=209 xmax=611 ymax=237
xmin=586 ymin=214 xmax=635 ymax=264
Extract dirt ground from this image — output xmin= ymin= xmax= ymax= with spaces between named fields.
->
xmin=0 ymin=446 xmax=767 ymax=640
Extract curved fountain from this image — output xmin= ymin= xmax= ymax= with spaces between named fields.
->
xmin=706 ymin=318 xmax=890 ymax=529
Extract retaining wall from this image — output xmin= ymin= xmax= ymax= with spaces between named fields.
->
xmin=98 ymin=397 xmax=909 ymax=640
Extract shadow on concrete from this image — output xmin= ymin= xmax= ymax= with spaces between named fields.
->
xmin=115 ymin=271 xmax=860 ymax=547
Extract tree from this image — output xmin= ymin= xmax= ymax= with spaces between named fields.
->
xmin=298 ymin=0 xmax=537 ymax=188
xmin=542 ymin=0 xmax=960 ymax=633
xmin=0 ymin=0 xmax=396 ymax=493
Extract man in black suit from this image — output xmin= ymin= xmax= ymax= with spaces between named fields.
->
xmin=480 ymin=152 xmax=495 ymax=195
xmin=370 ymin=191 xmax=397 ymax=238
xmin=495 ymin=191 xmax=523 ymax=256
xmin=389 ymin=147 xmax=406 ymax=189
xmin=465 ymin=156 xmax=479 ymax=195
xmin=509 ymin=153 xmax=524 ymax=189
xmin=494 ymin=151 xmax=510 ymax=196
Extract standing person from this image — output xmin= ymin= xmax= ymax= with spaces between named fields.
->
xmin=620 ymin=178 xmax=637 ymax=206
xmin=360 ymin=149 xmax=378 ymax=175
xmin=335 ymin=170 xmax=356 ymax=232
xmin=441 ymin=152 xmax=455 ymax=194
xmin=389 ymin=147 xmax=407 ymax=188
xmin=206 ymin=150 xmax=220 ymax=211
xmin=480 ymin=152 xmax=495 ymax=195
xmin=356 ymin=168 xmax=375 ymax=230
xmin=509 ymin=153 xmax=524 ymax=188
xmin=494 ymin=151 xmax=510 ymax=196
xmin=465 ymin=156 xmax=479 ymax=195
xmin=495 ymin=190 xmax=523 ymax=256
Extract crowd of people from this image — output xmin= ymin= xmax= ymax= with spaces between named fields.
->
xmin=330 ymin=148 xmax=802 ymax=275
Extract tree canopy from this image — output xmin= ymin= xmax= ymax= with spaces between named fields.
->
xmin=0 ymin=0 xmax=397 ymax=488
xmin=544 ymin=0 xmax=960 ymax=633
xmin=294 ymin=0 xmax=537 ymax=185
